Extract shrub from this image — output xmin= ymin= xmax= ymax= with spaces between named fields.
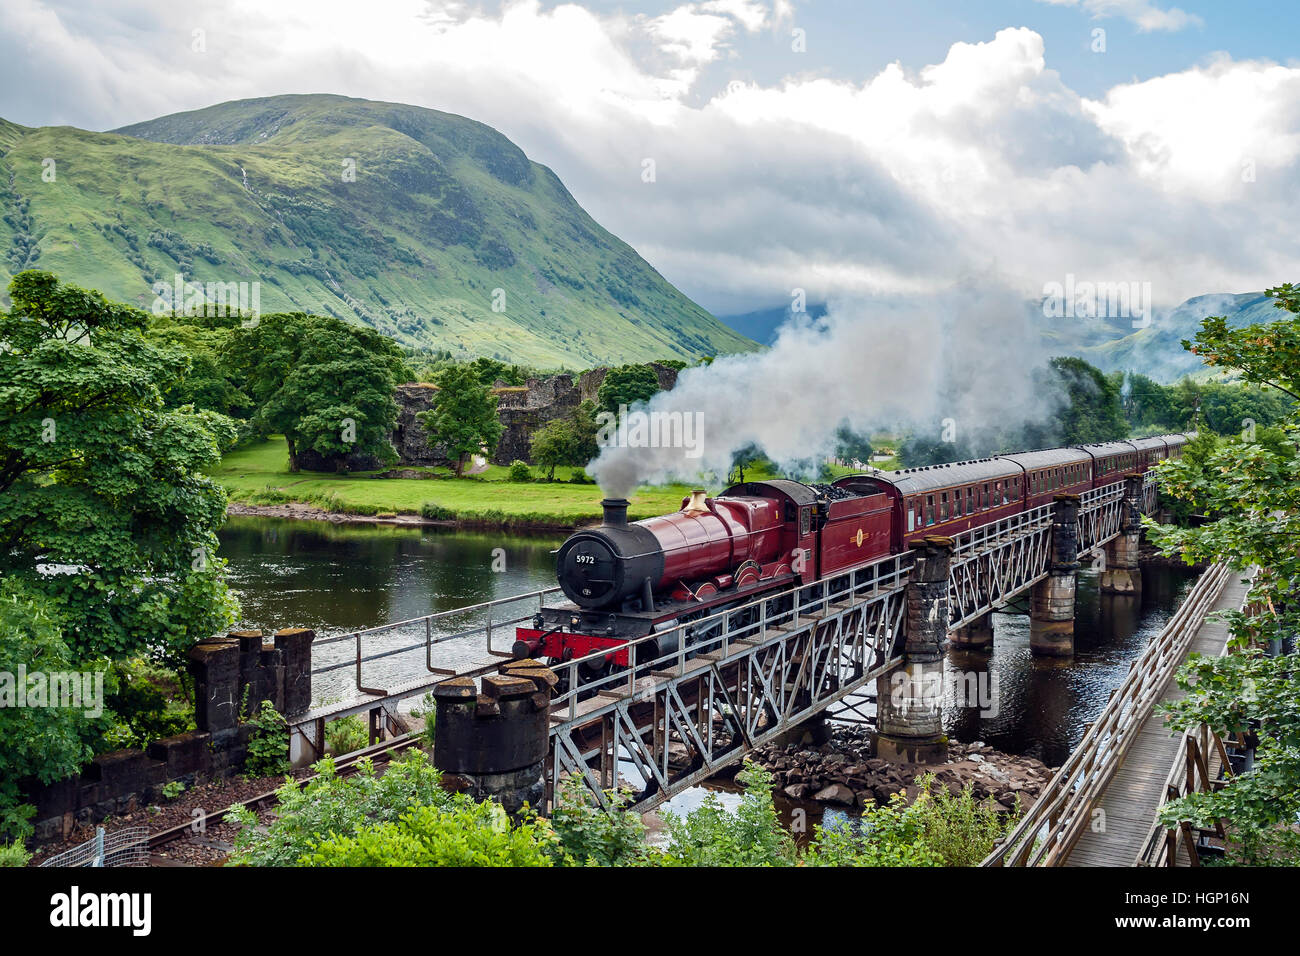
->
xmin=301 ymin=798 xmax=557 ymax=867
xmin=419 ymin=502 xmax=455 ymax=520
xmin=548 ymin=777 xmax=651 ymax=866
xmin=802 ymin=773 xmax=1008 ymax=867
xmin=660 ymin=762 xmax=794 ymax=866
xmin=0 ymin=840 xmax=31 ymax=868
xmin=508 ymin=460 xmax=532 ymax=482
xmin=905 ymin=773 xmax=1010 ymax=865
xmin=226 ymin=749 xmax=448 ymax=867
xmin=325 ymin=715 xmax=369 ymax=755
xmin=243 ymin=698 xmax=290 ymax=778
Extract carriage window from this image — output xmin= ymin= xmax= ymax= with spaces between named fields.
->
xmin=907 ymin=505 xmax=915 ymax=532
xmin=940 ymin=492 xmax=949 ymax=520
xmin=1002 ymin=482 xmax=1010 ymax=505
xmin=800 ymin=507 xmax=811 ymax=536
xmin=925 ymin=496 xmax=935 ymax=526
xmin=982 ymin=484 xmax=990 ymax=509
xmin=967 ymin=487 xmax=975 ymax=513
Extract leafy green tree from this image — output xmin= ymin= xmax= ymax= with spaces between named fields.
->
xmin=1148 ymin=282 xmax=1300 ymax=865
xmin=833 ymin=424 xmax=874 ymax=464
xmin=529 ymin=418 xmax=576 ymax=482
xmin=529 ymin=402 xmax=599 ymax=481
xmin=225 ymin=312 xmax=407 ymax=472
xmin=1122 ymin=371 xmax=1178 ymax=431
xmin=1049 ymin=356 xmax=1128 ymax=443
xmin=0 ymin=580 xmax=110 ymax=841
xmin=596 ymin=364 xmax=661 ymax=415
xmin=419 ymin=363 xmax=504 ymax=477
xmin=0 ymin=271 xmax=238 ymax=664
xmin=147 ymin=317 xmax=251 ymax=421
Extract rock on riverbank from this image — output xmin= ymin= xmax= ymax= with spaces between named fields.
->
xmin=748 ymin=726 xmax=1053 ymax=815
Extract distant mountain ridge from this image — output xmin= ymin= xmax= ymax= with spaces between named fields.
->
xmin=0 ymin=94 xmax=757 ymax=367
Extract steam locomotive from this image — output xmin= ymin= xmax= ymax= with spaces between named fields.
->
xmin=512 ymin=435 xmax=1188 ymax=683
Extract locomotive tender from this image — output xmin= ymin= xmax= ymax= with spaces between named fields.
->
xmin=512 ymin=434 xmax=1188 ymax=682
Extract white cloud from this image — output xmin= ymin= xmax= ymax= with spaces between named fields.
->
xmin=1035 ymin=0 xmax=1203 ymax=33
xmin=0 ymin=0 xmax=1294 ymax=320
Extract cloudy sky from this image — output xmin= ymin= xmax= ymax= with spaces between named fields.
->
xmin=3 ymin=0 xmax=1298 ymax=316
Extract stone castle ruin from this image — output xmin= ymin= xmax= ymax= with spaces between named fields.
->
xmin=391 ymin=363 xmax=680 ymax=469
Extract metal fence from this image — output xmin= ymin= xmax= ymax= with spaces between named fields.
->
xmin=39 ymin=826 xmax=149 ymax=868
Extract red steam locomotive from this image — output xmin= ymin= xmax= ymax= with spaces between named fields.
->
xmin=512 ymin=434 xmax=1188 ymax=683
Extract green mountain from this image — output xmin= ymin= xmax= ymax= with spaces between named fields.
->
xmin=1081 ymin=292 xmax=1285 ymax=382
xmin=0 ymin=94 xmax=757 ymax=367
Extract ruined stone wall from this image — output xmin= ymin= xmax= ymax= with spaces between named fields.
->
xmin=321 ymin=363 xmax=682 ymax=472
xmin=21 ymin=629 xmax=314 ymax=846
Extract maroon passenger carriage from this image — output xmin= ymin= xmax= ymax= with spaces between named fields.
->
xmin=513 ymin=434 xmax=1189 ymax=686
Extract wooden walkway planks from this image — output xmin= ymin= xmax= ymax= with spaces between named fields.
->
xmin=1064 ymin=571 xmax=1249 ymax=867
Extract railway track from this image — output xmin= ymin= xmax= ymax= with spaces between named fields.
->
xmin=146 ymin=732 xmax=424 ymax=859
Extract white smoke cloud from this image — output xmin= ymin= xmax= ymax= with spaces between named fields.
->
xmin=588 ymin=283 xmax=1060 ymax=497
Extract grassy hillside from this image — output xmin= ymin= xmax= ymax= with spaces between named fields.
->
xmin=0 ymin=94 xmax=757 ymax=368
xmin=1081 ymin=292 xmax=1283 ymax=382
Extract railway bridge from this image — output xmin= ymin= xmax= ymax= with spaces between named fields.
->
xmin=286 ymin=472 xmax=1165 ymax=814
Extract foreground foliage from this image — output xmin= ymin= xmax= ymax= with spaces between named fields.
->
xmin=228 ymin=753 xmax=1013 ymax=868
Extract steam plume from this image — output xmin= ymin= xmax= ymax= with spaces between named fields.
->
xmin=587 ymin=284 xmax=1063 ymax=498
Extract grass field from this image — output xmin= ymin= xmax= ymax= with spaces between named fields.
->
xmin=212 ymin=437 xmax=700 ymax=526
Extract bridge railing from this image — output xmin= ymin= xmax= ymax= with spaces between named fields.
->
xmin=547 ymin=548 xmax=915 ymax=722
xmin=981 ymin=561 xmax=1231 ymax=867
xmin=1134 ymin=724 xmax=1238 ymax=866
xmin=1135 ymin=571 xmax=1256 ymax=866
xmin=311 ymin=585 xmax=563 ymax=695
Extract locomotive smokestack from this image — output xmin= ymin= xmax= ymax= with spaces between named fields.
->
xmin=685 ymin=489 xmax=708 ymax=515
xmin=601 ymin=497 xmax=630 ymax=527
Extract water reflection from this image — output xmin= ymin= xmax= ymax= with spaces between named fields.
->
xmin=943 ymin=564 xmax=1197 ymax=765
xmin=217 ymin=517 xmax=564 ymax=703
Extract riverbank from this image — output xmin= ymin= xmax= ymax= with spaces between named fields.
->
xmin=213 ymin=436 xmax=696 ymax=530
xmin=743 ymin=725 xmax=1052 ymax=816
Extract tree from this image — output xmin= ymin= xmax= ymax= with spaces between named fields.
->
xmin=0 ymin=271 xmax=238 ymax=664
xmin=0 ymin=581 xmax=108 ymax=841
xmin=596 ymin=364 xmax=660 ymax=415
xmin=834 ymin=424 xmax=874 ymax=464
xmin=530 ymin=418 xmax=576 ymax=482
xmin=1147 ymin=282 xmax=1300 ymax=865
xmin=1122 ymin=371 xmax=1178 ymax=431
xmin=1049 ymin=356 xmax=1128 ymax=444
xmin=529 ymin=402 xmax=601 ymax=481
xmin=225 ymin=313 xmax=407 ymax=472
xmin=419 ymin=363 xmax=503 ymax=477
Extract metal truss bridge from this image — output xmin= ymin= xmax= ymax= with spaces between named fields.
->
xmin=286 ymin=476 xmax=1157 ymax=813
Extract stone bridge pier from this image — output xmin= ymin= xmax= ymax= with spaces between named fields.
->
xmin=1030 ymin=494 xmax=1081 ymax=657
xmin=1100 ymin=474 xmax=1145 ymax=595
xmin=875 ymin=537 xmax=952 ymax=765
